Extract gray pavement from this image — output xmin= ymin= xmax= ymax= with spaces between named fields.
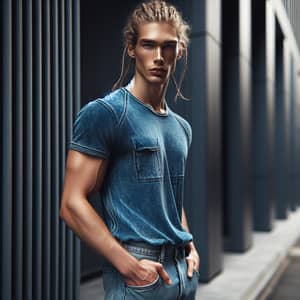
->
xmin=80 ymin=209 xmax=300 ymax=300
xmin=265 ymin=240 xmax=300 ymax=300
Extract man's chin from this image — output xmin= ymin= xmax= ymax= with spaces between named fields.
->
xmin=147 ymin=76 xmax=168 ymax=84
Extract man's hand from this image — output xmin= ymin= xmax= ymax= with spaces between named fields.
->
xmin=185 ymin=242 xmax=200 ymax=278
xmin=123 ymin=259 xmax=172 ymax=287
xmin=181 ymin=209 xmax=200 ymax=278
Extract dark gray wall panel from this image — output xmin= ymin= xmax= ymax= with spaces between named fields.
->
xmin=50 ymin=1 xmax=60 ymax=298
xmin=59 ymin=0 xmax=66 ymax=298
xmin=73 ymin=0 xmax=81 ymax=295
xmin=65 ymin=1 xmax=74 ymax=299
xmin=1 ymin=1 xmax=81 ymax=299
xmin=1 ymin=0 xmax=13 ymax=299
xmin=42 ymin=1 xmax=51 ymax=299
xmin=33 ymin=1 xmax=43 ymax=299
xmin=13 ymin=0 xmax=24 ymax=299
xmin=24 ymin=1 xmax=33 ymax=298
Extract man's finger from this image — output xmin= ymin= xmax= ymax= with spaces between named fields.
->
xmin=155 ymin=263 xmax=172 ymax=285
xmin=196 ymin=257 xmax=201 ymax=271
xmin=186 ymin=257 xmax=194 ymax=278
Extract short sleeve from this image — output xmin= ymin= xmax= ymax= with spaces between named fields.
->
xmin=69 ymin=100 xmax=116 ymax=159
xmin=186 ymin=122 xmax=192 ymax=149
xmin=182 ymin=119 xmax=192 ymax=149
xmin=173 ymin=114 xmax=192 ymax=149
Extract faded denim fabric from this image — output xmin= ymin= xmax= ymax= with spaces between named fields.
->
xmin=102 ymin=241 xmax=199 ymax=300
xmin=69 ymin=87 xmax=193 ymax=245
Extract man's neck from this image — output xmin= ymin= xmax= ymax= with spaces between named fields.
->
xmin=127 ymin=77 xmax=169 ymax=113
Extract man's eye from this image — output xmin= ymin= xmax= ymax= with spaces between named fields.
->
xmin=163 ymin=44 xmax=176 ymax=50
xmin=142 ymin=43 xmax=154 ymax=49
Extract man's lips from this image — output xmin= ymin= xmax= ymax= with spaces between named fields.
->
xmin=149 ymin=68 xmax=167 ymax=76
xmin=150 ymin=67 xmax=167 ymax=72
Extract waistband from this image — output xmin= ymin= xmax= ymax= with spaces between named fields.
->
xmin=121 ymin=240 xmax=186 ymax=262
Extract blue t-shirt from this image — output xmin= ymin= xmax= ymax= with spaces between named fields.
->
xmin=69 ymin=87 xmax=193 ymax=246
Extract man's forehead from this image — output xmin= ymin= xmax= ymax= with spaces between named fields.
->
xmin=137 ymin=22 xmax=178 ymax=42
xmin=139 ymin=38 xmax=178 ymax=44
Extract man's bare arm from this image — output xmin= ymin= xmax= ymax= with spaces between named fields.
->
xmin=59 ymin=150 xmax=171 ymax=285
xmin=182 ymin=208 xmax=200 ymax=277
xmin=181 ymin=208 xmax=191 ymax=232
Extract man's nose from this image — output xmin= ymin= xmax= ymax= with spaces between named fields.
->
xmin=154 ymin=47 xmax=164 ymax=64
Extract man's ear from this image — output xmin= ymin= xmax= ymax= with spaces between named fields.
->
xmin=177 ymin=50 xmax=183 ymax=60
xmin=177 ymin=43 xmax=185 ymax=60
xmin=127 ymin=44 xmax=136 ymax=59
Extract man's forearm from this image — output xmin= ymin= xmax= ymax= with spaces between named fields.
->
xmin=181 ymin=208 xmax=190 ymax=232
xmin=60 ymin=195 xmax=138 ymax=276
xmin=182 ymin=208 xmax=200 ymax=275
xmin=182 ymin=208 xmax=197 ymax=250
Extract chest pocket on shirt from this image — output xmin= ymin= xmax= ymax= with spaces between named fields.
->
xmin=132 ymin=137 xmax=163 ymax=182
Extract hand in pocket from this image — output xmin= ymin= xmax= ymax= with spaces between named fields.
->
xmin=124 ymin=259 xmax=172 ymax=287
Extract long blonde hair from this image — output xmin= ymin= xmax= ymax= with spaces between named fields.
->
xmin=112 ymin=0 xmax=191 ymax=101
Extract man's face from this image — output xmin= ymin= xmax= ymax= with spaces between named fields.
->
xmin=128 ymin=22 xmax=182 ymax=86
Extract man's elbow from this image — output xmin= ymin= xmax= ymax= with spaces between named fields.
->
xmin=59 ymin=202 xmax=68 ymax=221
xmin=59 ymin=204 xmax=66 ymax=219
xmin=59 ymin=196 xmax=73 ymax=221
xmin=59 ymin=193 xmax=84 ymax=222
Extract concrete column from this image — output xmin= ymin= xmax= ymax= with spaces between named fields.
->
xmin=288 ymin=56 xmax=297 ymax=211
xmin=274 ymin=36 xmax=290 ymax=219
xmin=222 ymin=0 xmax=253 ymax=251
xmin=251 ymin=0 xmax=276 ymax=231
xmin=297 ymin=72 xmax=300 ymax=206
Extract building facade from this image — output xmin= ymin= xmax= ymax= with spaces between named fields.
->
xmin=1 ymin=0 xmax=300 ymax=299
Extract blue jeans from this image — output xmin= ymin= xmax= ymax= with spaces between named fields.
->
xmin=102 ymin=241 xmax=199 ymax=299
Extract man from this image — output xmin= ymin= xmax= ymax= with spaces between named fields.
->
xmin=60 ymin=1 xmax=200 ymax=299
